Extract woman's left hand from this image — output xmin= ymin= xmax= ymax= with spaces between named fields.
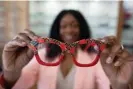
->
xmin=100 ymin=36 xmax=133 ymax=89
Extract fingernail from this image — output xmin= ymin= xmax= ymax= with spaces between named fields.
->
xmin=114 ymin=61 xmax=120 ymax=66
xmin=106 ymin=57 xmax=112 ymax=64
xmin=22 ymin=42 xmax=26 ymax=45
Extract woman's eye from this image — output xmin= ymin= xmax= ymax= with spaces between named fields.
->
xmin=61 ymin=25 xmax=67 ymax=29
xmin=72 ymin=23 xmax=79 ymax=28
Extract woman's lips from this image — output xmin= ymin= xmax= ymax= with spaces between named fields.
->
xmin=64 ymin=35 xmax=75 ymax=42
xmin=65 ymin=35 xmax=73 ymax=40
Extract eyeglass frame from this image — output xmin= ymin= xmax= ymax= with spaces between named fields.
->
xmin=28 ymin=37 xmax=108 ymax=67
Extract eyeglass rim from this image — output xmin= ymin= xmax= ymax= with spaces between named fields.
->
xmin=29 ymin=37 xmax=106 ymax=67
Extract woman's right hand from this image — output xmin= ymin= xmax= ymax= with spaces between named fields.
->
xmin=2 ymin=29 xmax=39 ymax=86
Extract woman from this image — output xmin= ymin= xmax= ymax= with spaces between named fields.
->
xmin=1 ymin=10 xmax=133 ymax=89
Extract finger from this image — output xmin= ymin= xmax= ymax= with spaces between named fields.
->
xmin=120 ymin=49 xmax=129 ymax=59
xmin=113 ymin=58 xmax=123 ymax=66
xmin=100 ymin=47 xmax=111 ymax=65
xmin=100 ymin=36 xmax=120 ymax=64
xmin=98 ymin=36 xmax=118 ymax=50
xmin=103 ymin=36 xmax=117 ymax=42
xmin=106 ymin=44 xmax=121 ymax=64
xmin=23 ymin=29 xmax=39 ymax=40
xmin=27 ymin=48 xmax=34 ymax=59
xmin=4 ymin=39 xmax=27 ymax=51
xmin=100 ymin=48 xmax=116 ymax=77
xmin=113 ymin=49 xmax=129 ymax=67
xmin=102 ymin=36 xmax=118 ymax=46
xmin=17 ymin=33 xmax=31 ymax=44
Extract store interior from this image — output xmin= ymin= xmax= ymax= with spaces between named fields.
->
xmin=0 ymin=1 xmax=133 ymax=70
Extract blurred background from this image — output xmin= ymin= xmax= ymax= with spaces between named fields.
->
xmin=0 ymin=0 xmax=133 ymax=71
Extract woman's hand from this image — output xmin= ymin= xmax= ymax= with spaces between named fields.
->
xmin=2 ymin=29 xmax=38 ymax=86
xmin=100 ymin=36 xmax=133 ymax=89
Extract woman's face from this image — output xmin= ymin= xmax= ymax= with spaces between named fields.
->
xmin=60 ymin=13 xmax=80 ymax=43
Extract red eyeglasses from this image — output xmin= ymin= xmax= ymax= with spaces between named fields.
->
xmin=28 ymin=37 xmax=109 ymax=67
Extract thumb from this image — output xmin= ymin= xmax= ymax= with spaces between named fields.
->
xmin=27 ymin=48 xmax=34 ymax=60
xmin=100 ymin=48 xmax=116 ymax=79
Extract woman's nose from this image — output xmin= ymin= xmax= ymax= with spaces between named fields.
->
xmin=65 ymin=26 xmax=73 ymax=33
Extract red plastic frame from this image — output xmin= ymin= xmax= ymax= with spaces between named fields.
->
xmin=28 ymin=37 xmax=107 ymax=67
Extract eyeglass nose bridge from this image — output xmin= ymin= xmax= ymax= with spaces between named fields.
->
xmin=62 ymin=45 xmax=75 ymax=56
